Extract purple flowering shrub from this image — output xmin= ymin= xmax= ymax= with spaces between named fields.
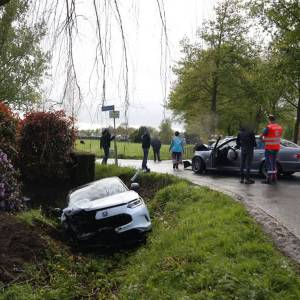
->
xmin=0 ymin=149 xmax=24 ymax=212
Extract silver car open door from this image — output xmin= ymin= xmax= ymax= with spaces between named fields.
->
xmin=210 ymin=137 xmax=221 ymax=168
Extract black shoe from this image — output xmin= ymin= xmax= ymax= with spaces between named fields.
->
xmin=240 ymin=178 xmax=244 ymax=184
xmin=245 ymin=179 xmax=255 ymax=184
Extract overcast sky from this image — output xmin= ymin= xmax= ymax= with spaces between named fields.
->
xmin=43 ymin=0 xmax=217 ymax=130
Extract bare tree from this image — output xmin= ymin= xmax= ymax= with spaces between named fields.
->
xmin=3 ymin=0 xmax=170 ymax=129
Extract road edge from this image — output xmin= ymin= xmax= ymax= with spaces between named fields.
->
xmin=186 ymin=176 xmax=300 ymax=268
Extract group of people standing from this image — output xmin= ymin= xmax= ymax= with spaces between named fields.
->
xmin=237 ymin=114 xmax=282 ymax=185
xmin=100 ymin=114 xmax=282 ymax=184
xmin=99 ymin=127 xmax=185 ymax=171
xmin=141 ymin=127 xmax=184 ymax=172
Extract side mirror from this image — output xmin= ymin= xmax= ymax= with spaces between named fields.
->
xmin=130 ymin=182 xmax=140 ymax=191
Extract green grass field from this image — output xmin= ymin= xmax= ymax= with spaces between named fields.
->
xmin=75 ymin=139 xmax=194 ymax=160
xmin=3 ymin=164 xmax=300 ymax=299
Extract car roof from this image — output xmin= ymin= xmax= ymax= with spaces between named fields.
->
xmin=218 ymin=136 xmax=300 ymax=149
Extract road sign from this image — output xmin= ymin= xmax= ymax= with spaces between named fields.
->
xmin=101 ymin=105 xmax=115 ymax=112
xmin=109 ymin=111 xmax=120 ymax=118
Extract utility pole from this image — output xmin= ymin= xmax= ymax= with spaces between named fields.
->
xmin=109 ymin=110 xmax=120 ymax=166
xmin=113 ymin=115 xmax=118 ymax=165
xmin=102 ymin=105 xmax=119 ymax=165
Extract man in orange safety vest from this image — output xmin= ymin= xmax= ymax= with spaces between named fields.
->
xmin=261 ymin=115 xmax=283 ymax=184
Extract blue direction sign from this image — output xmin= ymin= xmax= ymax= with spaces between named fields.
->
xmin=101 ymin=105 xmax=115 ymax=112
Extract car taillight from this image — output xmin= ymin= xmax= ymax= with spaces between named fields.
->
xmin=297 ymin=153 xmax=300 ymax=159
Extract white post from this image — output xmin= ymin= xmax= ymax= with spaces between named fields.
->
xmin=113 ymin=117 xmax=118 ymax=166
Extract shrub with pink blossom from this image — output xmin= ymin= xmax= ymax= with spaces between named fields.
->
xmin=0 ymin=149 xmax=25 ymax=212
xmin=0 ymin=101 xmax=19 ymax=162
xmin=19 ymin=110 xmax=76 ymax=182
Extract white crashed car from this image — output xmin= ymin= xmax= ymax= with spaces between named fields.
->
xmin=61 ymin=177 xmax=151 ymax=241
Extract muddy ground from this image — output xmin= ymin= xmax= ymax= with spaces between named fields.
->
xmin=0 ymin=214 xmax=49 ymax=283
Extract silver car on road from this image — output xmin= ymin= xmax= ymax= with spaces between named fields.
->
xmin=192 ymin=137 xmax=300 ymax=176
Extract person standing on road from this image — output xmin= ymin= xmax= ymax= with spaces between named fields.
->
xmin=151 ymin=137 xmax=162 ymax=162
xmin=100 ymin=128 xmax=115 ymax=165
xmin=169 ymin=131 xmax=184 ymax=170
xmin=141 ymin=127 xmax=151 ymax=172
xmin=236 ymin=124 xmax=256 ymax=184
xmin=261 ymin=115 xmax=283 ymax=184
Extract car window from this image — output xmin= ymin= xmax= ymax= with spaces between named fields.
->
xmin=255 ymin=137 xmax=265 ymax=150
xmin=69 ymin=178 xmax=128 ymax=203
xmin=218 ymin=139 xmax=237 ymax=150
xmin=255 ymin=138 xmax=300 ymax=149
xmin=281 ymin=139 xmax=300 ymax=148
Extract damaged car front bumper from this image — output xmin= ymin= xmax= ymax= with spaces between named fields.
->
xmin=61 ymin=199 xmax=151 ymax=241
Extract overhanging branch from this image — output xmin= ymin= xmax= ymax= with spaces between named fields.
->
xmin=0 ymin=0 xmax=10 ymax=6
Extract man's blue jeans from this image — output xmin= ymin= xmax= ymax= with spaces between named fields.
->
xmin=142 ymin=147 xmax=149 ymax=169
xmin=265 ymin=150 xmax=278 ymax=181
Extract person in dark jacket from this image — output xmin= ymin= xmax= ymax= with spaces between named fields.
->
xmin=100 ymin=128 xmax=115 ymax=165
xmin=151 ymin=137 xmax=162 ymax=162
xmin=141 ymin=127 xmax=151 ymax=171
xmin=236 ymin=124 xmax=257 ymax=184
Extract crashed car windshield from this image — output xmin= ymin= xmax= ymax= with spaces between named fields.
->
xmin=69 ymin=178 xmax=127 ymax=204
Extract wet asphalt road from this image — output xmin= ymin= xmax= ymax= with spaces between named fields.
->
xmin=101 ymin=159 xmax=300 ymax=240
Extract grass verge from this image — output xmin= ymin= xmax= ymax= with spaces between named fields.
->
xmin=1 ymin=165 xmax=300 ymax=299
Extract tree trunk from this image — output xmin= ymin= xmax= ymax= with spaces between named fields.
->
xmin=211 ymin=76 xmax=218 ymax=113
xmin=293 ymin=95 xmax=300 ymax=144
xmin=255 ymin=106 xmax=263 ymax=132
xmin=210 ymin=75 xmax=218 ymax=135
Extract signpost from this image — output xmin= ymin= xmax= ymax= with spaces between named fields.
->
xmin=101 ymin=105 xmax=115 ymax=112
xmin=109 ymin=110 xmax=120 ymax=118
xmin=109 ymin=110 xmax=120 ymax=165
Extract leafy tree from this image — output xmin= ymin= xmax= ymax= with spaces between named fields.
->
xmin=0 ymin=0 xmax=48 ymax=109
xmin=169 ymin=0 xmax=256 ymax=137
xmin=250 ymin=0 xmax=300 ymax=143
xmin=129 ymin=126 xmax=157 ymax=143
xmin=169 ymin=0 xmax=298 ymax=140
xmin=159 ymin=119 xmax=173 ymax=144
xmin=129 ymin=127 xmax=147 ymax=143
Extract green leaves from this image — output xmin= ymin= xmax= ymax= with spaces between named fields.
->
xmin=250 ymin=0 xmax=300 ymax=142
xmin=170 ymin=0 xmax=300 ymax=141
xmin=0 ymin=0 xmax=48 ymax=109
xmin=169 ymin=0 xmax=260 ymax=138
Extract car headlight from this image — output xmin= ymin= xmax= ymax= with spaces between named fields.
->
xmin=127 ymin=198 xmax=143 ymax=209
